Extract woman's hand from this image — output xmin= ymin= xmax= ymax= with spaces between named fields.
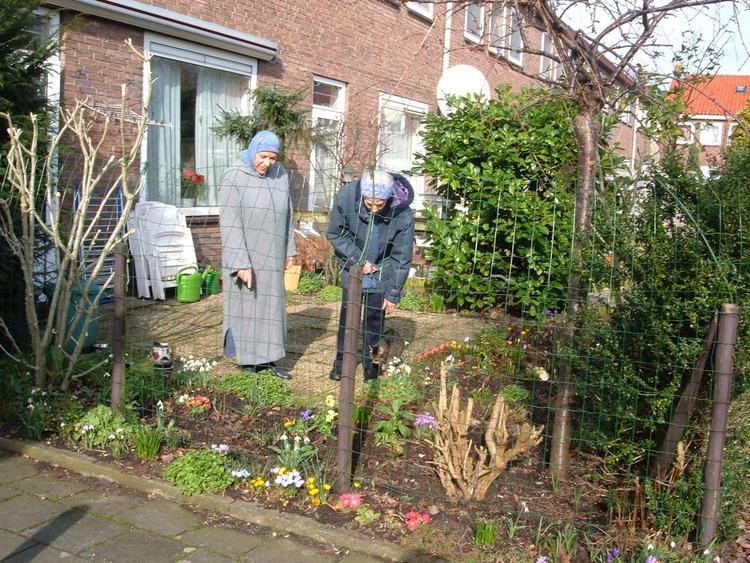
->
xmin=362 ymin=261 xmax=378 ymax=275
xmin=237 ymin=268 xmax=253 ymax=288
xmin=285 ymin=257 xmax=295 ymax=270
xmin=382 ymin=298 xmax=396 ymax=315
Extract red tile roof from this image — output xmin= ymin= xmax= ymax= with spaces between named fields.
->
xmin=669 ymin=75 xmax=750 ymax=116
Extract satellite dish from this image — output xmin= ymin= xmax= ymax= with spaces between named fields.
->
xmin=436 ymin=65 xmax=491 ymax=115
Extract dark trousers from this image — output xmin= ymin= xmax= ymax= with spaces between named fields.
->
xmin=333 ymin=291 xmax=385 ymax=374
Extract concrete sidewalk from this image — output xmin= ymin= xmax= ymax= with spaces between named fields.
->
xmin=0 ymin=442 xmax=432 ymax=563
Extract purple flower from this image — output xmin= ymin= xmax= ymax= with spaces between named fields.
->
xmin=645 ymin=556 xmax=659 ymax=563
xmin=536 ymin=557 xmax=548 ymax=563
xmin=300 ymin=409 xmax=312 ymax=421
xmin=607 ymin=548 xmax=621 ymax=562
xmin=414 ymin=412 xmax=437 ymax=430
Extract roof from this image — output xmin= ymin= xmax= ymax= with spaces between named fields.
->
xmin=670 ymin=75 xmax=750 ymax=117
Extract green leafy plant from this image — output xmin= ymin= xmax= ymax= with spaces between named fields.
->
xmin=428 ymin=292 xmax=445 ymax=313
xmin=355 ymin=506 xmax=382 ymax=525
xmin=416 ymin=86 xmax=579 ymax=313
xmin=474 ymin=518 xmax=498 ymax=548
xmin=215 ymin=370 xmax=294 ymax=407
xmin=134 ymin=424 xmax=162 ymax=460
xmin=296 ymin=272 xmax=325 ymax=294
xmin=372 ymin=400 xmax=412 ymax=452
xmin=162 ymin=449 xmax=235 ymax=496
xmin=398 ymin=291 xmax=427 ymax=311
xmin=500 ymin=384 xmax=530 ymax=404
xmin=73 ymin=405 xmax=133 ymax=450
xmin=318 ymin=285 xmax=343 ymax=302
xmin=369 ymin=369 xmax=422 ymax=405
xmin=268 ymin=435 xmax=317 ymax=470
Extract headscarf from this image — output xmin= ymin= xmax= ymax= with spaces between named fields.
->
xmin=361 ymin=170 xmax=395 ymax=200
xmin=239 ymin=130 xmax=281 ymax=175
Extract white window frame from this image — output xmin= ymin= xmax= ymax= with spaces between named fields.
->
xmin=310 ymin=76 xmax=346 ymax=211
xmin=464 ymin=3 xmax=484 ymax=43
xmin=504 ymin=5 xmax=523 ymax=66
xmin=142 ymin=33 xmax=257 ymax=215
xmin=698 ymin=121 xmax=723 ymax=147
xmin=539 ymin=32 xmax=560 ymax=81
xmin=33 ymin=8 xmax=61 ymax=107
xmin=677 ymin=122 xmax=695 ymax=145
xmin=406 ymin=1 xmax=433 ymax=20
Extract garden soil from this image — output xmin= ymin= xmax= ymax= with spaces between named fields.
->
xmin=42 ymin=293 xmax=749 ymax=561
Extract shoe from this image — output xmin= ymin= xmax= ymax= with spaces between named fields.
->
xmin=270 ymin=366 xmax=292 ymax=380
xmin=363 ymin=367 xmax=378 ymax=382
xmin=329 ymin=371 xmax=341 ymax=381
xmin=240 ymin=365 xmax=257 ymax=373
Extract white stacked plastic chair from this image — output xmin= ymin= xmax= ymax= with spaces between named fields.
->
xmin=128 ymin=202 xmax=197 ymax=300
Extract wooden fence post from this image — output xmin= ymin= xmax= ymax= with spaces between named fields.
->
xmin=110 ymin=243 xmax=127 ymax=414
xmin=336 ymin=265 xmax=362 ymax=493
xmin=700 ymin=303 xmax=739 ymax=548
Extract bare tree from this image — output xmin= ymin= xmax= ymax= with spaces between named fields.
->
xmin=0 ymin=40 xmax=152 ymax=389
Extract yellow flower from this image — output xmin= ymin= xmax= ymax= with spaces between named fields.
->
xmin=312 ymin=497 xmax=321 ymax=506
xmin=307 ymin=476 xmax=316 ymax=485
xmin=353 ymin=482 xmax=361 ymax=489
xmin=309 ymin=487 xmax=319 ymax=496
xmin=507 ymin=340 xmax=513 ymax=346
xmin=323 ymin=483 xmax=332 ymax=491
xmin=451 ymin=340 xmax=457 ymax=347
xmin=457 ymin=344 xmax=462 ymax=349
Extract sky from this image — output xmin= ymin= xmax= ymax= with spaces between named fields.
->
xmin=660 ymin=3 xmax=750 ymax=75
xmin=564 ymin=1 xmax=750 ymax=77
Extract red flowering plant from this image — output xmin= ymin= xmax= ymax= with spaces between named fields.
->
xmin=183 ymin=395 xmax=211 ymax=415
xmin=181 ymin=168 xmax=205 ymax=200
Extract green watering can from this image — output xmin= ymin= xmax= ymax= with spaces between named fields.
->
xmin=201 ymin=266 xmax=222 ymax=295
xmin=176 ymin=266 xmax=201 ymax=303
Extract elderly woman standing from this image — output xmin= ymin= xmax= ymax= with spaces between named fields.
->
xmin=219 ymin=130 xmax=296 ymax=380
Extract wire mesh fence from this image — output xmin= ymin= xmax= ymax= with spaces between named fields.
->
xmin=2 ymin=155 xmax=750 ymax=560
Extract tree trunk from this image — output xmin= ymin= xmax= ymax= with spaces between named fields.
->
xmin=549 ymin=108 xmax=600 ymax=480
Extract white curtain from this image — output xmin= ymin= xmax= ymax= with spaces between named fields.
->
xmin=147 ymin=57 xmax=181 ymax=204
xmin=195 ymin=67 xmax=244 ymax=207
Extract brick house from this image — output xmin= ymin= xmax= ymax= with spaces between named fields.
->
xmin=41 ymin=0 xmax=647 ymax=269
xmin=670 ymin=75 xmax=750 ymax=176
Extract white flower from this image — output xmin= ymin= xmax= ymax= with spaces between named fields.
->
xmin=670 ymin=541 xmax=676 ymax=548
xmin=82 ymin=424 xmax=94 ymax=433
xmin=521 ymin=501 xmax=529 ymax=513
xmin=647 ymin=544 xmax=654 ymax=551
xmin=280 ymin=434 xmax=289 ymax=441
xmin=303 ymin=437 xmax=310 ymax=444
xmin=454 ymin=203 xmax=469 ymax=214
xmin=27 ymin=404 xmax=35 ymax=411
xmin=445 ymin=355 xmax=455 ymax=363
xmin=293 ymin=435 xmax=301 ymax=442
xmin=535 ymin=367 xmax=550 ymax=381
xmin=103 ymin=372 xmax=111 ymax=379
xmin=157 ymin=400 xmax=164 ymax=411
xmin=703 ymin=550 xmax=710 ymax=556
xmin=109 ymin=434 xmax=116 ymax=440
xmin=464 ymin=336 xmax=471 ymax=342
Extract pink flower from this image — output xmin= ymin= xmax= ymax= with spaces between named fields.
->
xmin=339 ymin=493 xmax=363 ymax=509
xmin=404 ymin=511 xmax=431 ymax=531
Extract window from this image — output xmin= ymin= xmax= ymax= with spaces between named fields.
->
xmin=505 ymin=5 xmax=523 ymax=65
xmin=406 ymin=1 xmax=433 ymax=19
xmin=30 ymin=8 xmax=61 ymax=106
xmin=309 ymin=77 xmax=345 ymax=211
xmin=677 ymin=123 xmax=695 ymax=145
xmin=465 ymin=4 xmax=484 ymax=42
xmin=698 ymin=122 xmax=723 ymax=146
xmin=540 ymin=32 xmax=560 ymax=81
xmin=727 ymin=122 xmax=739 ymax=146
xmin=144 ymin=34 xmax=256 ymax=211
xmin=378 ymin=94 xmax=427 ymax=212
xmin=489 ymin=4 xmax=504 ymax=51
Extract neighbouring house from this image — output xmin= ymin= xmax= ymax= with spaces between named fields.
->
xmin=670 ymin=74 xmax=750 ymax=176
xmin=39 ymin=0 xmax=648 ymax=273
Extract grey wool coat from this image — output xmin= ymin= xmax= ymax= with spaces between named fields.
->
xmin=219 ymin=160 xmax=296 ymax=366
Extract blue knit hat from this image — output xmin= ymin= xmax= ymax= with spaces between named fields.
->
xmin=239 ymin=131 xmax=281 ymax=174
xmin=361 ymin=171 xmax=395 ymax=200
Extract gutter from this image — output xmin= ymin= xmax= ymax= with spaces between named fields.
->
xmin=45 ymin=0 xmax=278 ymax=61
